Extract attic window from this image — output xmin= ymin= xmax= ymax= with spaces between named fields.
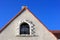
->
xmin=20 ymin=22 xmax=30 ymax=35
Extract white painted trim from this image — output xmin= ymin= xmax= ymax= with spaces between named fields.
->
xmin=16 ymin=20 xmax=34 ymax=37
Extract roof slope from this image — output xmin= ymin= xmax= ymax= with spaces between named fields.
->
xmin=0 ymin=6 xmax=27 ymax=33
xmin=50 ymin=30 xmax=60 ymax=39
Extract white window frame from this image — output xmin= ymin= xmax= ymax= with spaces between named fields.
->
xmin=16 ymin=20 xmax=34 ymax=37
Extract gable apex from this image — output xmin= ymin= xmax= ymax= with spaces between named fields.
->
xmin=21 ymin=6 xmax=27 ymax=9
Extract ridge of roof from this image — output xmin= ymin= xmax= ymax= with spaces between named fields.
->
xmin=50 ymin=30 xmax=60 ymax=33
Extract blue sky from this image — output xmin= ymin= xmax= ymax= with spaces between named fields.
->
xmin=0 ymin=0 xmax=60 ymax=30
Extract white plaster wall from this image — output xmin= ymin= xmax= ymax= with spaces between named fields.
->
xmin=0 ymin=9 xmax=57 ymax=40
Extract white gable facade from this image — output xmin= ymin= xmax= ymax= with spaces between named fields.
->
xmin=0 ymin=7 xmax=57 ymax=40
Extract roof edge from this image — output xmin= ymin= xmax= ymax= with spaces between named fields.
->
xmin=0 ymin=6 xmax=27 ymax=33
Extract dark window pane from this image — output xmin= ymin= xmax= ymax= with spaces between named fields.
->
xmin=20 ymin=22 xmax=30 ymax=34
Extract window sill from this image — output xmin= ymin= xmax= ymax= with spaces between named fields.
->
xmin=16 ymin=35 xmax=38 ymax=37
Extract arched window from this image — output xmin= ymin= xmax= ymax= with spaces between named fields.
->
xmin=20 ymin=22 xmax=30 ymax=34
